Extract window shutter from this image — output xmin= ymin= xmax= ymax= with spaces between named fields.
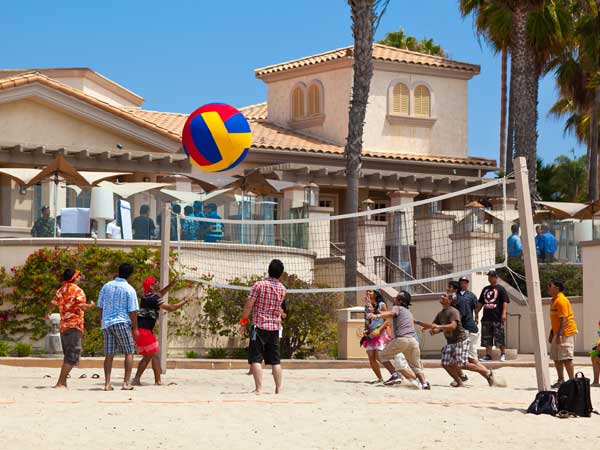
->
xmin=292 ymin=87 xmax=305 ymax=119
xmin=308 ymin=84 xmax=321 ymax=115
xmin=391 ymin=83 xmax=409 ymax=115
xmin=414 ymin=85 xmax=431 ymax=117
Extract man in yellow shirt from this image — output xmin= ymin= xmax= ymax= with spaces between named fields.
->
xmin=547 ymin=280 xmax=578 ymax=388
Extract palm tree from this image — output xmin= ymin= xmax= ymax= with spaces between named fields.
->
xmin=344 ymin=0 xmax=389 ymax=305
xmin=377 ymin=29 xmax=446 ymax=56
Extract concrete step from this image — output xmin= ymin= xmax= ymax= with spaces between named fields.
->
xmin=476 ymin=348 xmax=518 ymax=360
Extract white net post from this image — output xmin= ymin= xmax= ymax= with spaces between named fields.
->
xmin=158 ymin=203 xmax=170 ymax=374
xmin=514 ymin=157 xmax=551 ymax=391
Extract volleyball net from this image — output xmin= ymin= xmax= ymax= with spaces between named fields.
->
xmin=171 ymin=177 xmax=508 ymax=294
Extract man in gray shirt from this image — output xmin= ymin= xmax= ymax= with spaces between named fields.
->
xmin=369 ymin=291 xmax=430 ymax=390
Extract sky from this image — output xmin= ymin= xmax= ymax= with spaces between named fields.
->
xmin=0 ymin=0 xmax=584 ymax=164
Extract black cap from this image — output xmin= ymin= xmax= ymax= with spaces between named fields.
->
xmin=41 ymin=205 xmax=50 ymax=211
xmin=487 ymin=270 xmax=498 ymax=277
xmin=458 ymin=276 xmax=469 ymax=283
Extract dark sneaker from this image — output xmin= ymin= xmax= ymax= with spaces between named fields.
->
xmin=479 ymin=355 xmax=492 ymax=362
xmin=460 ymin=374 xmax=469 ymax=382
xmin=551 ymin=380 xmax=563 ymax=389
xmin=486 ymin=370 xmax=494 ymax=387
xmin=383 ymin=374 xmax=402 ymax=386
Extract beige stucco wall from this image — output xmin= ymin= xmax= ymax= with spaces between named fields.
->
xmin=581 ymin=242 xmax=600 ymax=351
xmin=51 ymin=75 xmax=140 ymax=108
xmin=364 ymin=69 xmax=469 ymax=157
xmin=0 ymin=99 xmax=160 ymax=155
xmin=266 ymin=67 xmax=353 ymax=146
xmin=0 ymin=177 xmax=34 ymax=227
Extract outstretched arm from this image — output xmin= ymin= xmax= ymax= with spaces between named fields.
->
xmin=160 ymin=296 xmax=190 ymax=312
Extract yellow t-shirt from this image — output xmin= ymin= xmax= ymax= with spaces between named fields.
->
xmin=550 ymin=292 xmax=578 ymax=337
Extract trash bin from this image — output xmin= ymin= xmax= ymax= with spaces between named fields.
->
xmin=337 ymin=306 xmax=366 ymax=359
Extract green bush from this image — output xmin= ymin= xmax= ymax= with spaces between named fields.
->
xmin=11 ymin=342 xmax=32 ymax=357
xmin=228 ymin=347 xmax=248 ymax=359
xmin=82 ymin=328 xmax=104 ymax=356
xmin=0 ymin=341 xmax=9 ymax=357
xmin=185 ymin=350 xmax=199 ymax=359
xmin=31 ymin=348 xmax=46 ymax=356
xmin=499 ymin=259 xmax=583 ymax=297
xmin=207 ymin=348 xmax=228 ymax=359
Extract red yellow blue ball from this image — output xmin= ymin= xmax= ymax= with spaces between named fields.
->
xmin=182 ymin=103 xmax=252 ymax=172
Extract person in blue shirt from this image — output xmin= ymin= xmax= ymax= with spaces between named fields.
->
xmin=181 ymin=205 xmax=199 ymax=240
xmin=204 ymin=203 xmax=223 ymax=243
xmin=541 ymin=224 xmax=558 ymax=262
xmin=535 ymin=225 xmax=544 ymax=257
xmin=507 ymin=224 xmax=523 ymax=258
xmin=97 ymin=263 xmax=139 ymax=391
xmin=193 ymin=201 xmax=206 ymax=240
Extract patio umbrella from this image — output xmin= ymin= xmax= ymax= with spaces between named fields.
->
xmin=158 ymin=187 xmax=233 ymax=204
xmin=535 ymin=201 xmax=588 ymax=220
xmin=177 ymin=172 xmax=237 ymax=192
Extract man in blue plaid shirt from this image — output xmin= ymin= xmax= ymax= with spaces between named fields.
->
xmin=98 ymin=263 xmax=139 ymax=391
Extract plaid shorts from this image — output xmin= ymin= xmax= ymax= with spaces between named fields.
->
xmin=102 ymin=322 xmax=135 ymax=355
xmin=481 ymin=321 xmax=506 ymax=347
xmin=441 ymin=339 xmax=469 ymax=367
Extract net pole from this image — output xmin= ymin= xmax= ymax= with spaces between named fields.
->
xmin=158 ymin=203 xmax=170 ymax=375
xmin=514 ymin=156 xmax=550 ymax=391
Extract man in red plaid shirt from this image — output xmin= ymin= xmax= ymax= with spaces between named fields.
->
xmin=240 ymin=259 xmax=286 ymax=394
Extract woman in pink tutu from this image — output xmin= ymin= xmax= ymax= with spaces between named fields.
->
xmin=362 ymin=290 xmax=392 ymax=384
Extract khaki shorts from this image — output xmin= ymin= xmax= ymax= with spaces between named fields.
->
xmin=379 ymin=336 xmax=423 ymax=376
xmin=465 ymin=330 xmax=480 ymax=360
xmin=550 ymin=334 xmax=575 ymax=361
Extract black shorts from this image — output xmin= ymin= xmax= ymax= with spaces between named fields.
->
xmin=481 ymin=321 xmax=506 ymax=347
xmin=61 ymin=328 xmax=82 ymax=366
xmin=248 ymin=327 xmax=280 ymax=366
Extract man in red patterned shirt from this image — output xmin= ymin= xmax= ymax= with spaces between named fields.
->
xmin=240 ymin=259 xmax=286 ymax=394
xmin=46 ymin=268 xmax=95 ymax=388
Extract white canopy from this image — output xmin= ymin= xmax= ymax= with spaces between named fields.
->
xmin=483 ymin=209 xmax=520 ymax=223
xmin=98 ymin=181 xmax=172 ymax=199
xmin=0 ymin=168 xmax=130 ymax=186
xmin=536 ymin=201 xmax=588 ymax=219
xmin=158 ymin=188 xmax=233 ymax=204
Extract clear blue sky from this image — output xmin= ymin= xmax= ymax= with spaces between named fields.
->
xmin=0 ymin=0 xmax=583 ymax=164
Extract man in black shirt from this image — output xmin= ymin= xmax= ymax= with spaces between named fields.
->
xmin=475 ymin=271 xmax=510 ymax=362
xmin=132 ymin=276 xmax=190 ymax=386
xmin=132 ymin=204 xmax=156 ymax=240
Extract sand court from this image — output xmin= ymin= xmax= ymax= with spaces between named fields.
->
xmin=1 ymin=365 xmax=599 ymax=450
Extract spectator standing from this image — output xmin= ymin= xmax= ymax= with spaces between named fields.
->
xmin=541 ymin=225 xmax=558 ymax=262
xmin=507 ymin=224 xmax=523 ymax=258
xmin=547 ymin=280 xmax=578 ymax=388
xmin=31 ymin=205 xmax=55 ymax=237
xmin=204 ymin=203 xmax=223 ymax=242
xmin=535 ymin=225 xmax=544 ymax=260
xmin=476 ymin=271 xmax=510 ymax=361
xmin=98 ymin=263 xmax=139 ymax=391
xmin=132 ymin=204 xmax=156 ymax=240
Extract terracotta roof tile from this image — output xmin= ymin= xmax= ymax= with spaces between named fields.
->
xmin=255 ymin=44 xmax=480 ymax=78
xmin=0 ymin=72 xmax=179 ymax=142
xmin=125 ymin=106 xmax=494 ymax=167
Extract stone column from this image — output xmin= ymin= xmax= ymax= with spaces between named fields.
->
xmin=357 ymin=217 xmax=387 ymax=276
xmin=387 ymin=191 xmax=418 ymax=282
xmin=307 ymin=206 xmax=333 ymax=258
xmin=450 ymin=230 xmax=499 ymax=296
xmin=281 ymin=185 xmax=305 ymax=212
xmin=580 ymin=241 xmax=600 ymax=355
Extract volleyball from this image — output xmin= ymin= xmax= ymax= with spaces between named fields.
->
xmin=182 ymin=103 xmax=252 ymax=172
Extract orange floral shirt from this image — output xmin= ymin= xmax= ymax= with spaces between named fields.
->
xmin=52 ymin=283 xmax=87 ymax=333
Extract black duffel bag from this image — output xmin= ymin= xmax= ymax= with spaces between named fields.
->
xmin=557 ymin=372 xmax=594 ymax=417
xmin=527 ymin=390 xmax=559 ymax=415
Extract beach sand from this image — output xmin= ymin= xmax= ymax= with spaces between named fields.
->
xmin=1 ymin=364 xmax=598 ymax=450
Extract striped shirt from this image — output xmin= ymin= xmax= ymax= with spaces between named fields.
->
xmin=249 ymin=277 xmax=286 ymax=331
xmin=98 ymin=278 xmax=138 ymax=329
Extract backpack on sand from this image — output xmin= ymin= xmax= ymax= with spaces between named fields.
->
xmin=527 ymin=391 xmax=559 ymax=415
xmin=557 ymin=372 xmax=594 ymax=417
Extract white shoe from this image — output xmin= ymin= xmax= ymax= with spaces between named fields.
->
xmin=408 ymin=379 xmax=422 ymax=390
xmin=500 ymin=354 xmax=507 ymax=362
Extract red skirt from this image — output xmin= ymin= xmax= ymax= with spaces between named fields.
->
xmin=134 ymin=328 xmax=159 ymax=355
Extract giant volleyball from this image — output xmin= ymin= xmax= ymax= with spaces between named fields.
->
xmin=182 ymin=103 xmax=252 ymax=172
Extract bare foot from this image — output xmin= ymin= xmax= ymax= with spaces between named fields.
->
xmin=251 ymin=389 xmax=261 ymax=395
xmin=121 ymin=384 xmax=134 ymax=391
xmin=275 ymin=387 xmax=281 ymax=394
xmin=53 ymin=384 xmax=67 ymax=389
xmin=104 ymin=384 xmax=114 ymax=391
xmin=154 ymin=381 xmax=163 ymax=386
xmin=131 ymin=379 xmax=142 ymax=386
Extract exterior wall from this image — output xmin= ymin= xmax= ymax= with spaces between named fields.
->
xmin=0 ymin=99 xmax=161 ymax=155
xmin=50 ymin=75 xmax=140 ymax=108
xmin=266 ymin=67 xmax=353 ymax=146
xmin=581 ymin=241 xmax=600 ymax=351
xmin=363 ymin=69 xmax=469 ymax=157
xmin=0 ymin=177 xmax=34 ymax=227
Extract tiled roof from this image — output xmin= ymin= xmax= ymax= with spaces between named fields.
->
xmin=0 ymin=72 xmax=179 ymax=142
xmin=125 ymin=103 xmax=495 ymax=167
xmin=255 ymin=44 xmax=480 ymax=78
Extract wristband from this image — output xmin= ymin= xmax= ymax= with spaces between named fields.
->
xmin=239 ymin=317 xmax=249 ymax=326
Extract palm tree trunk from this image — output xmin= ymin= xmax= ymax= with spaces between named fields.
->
xmin=506 ymin=55 xmax=515 ymax=174
xmin=499 ymin=46 xmax=508 ymax=174
xmin=510 ymin=3 xmax=538 ymax=205
xmin=344 ymin=0 xmax=374 ymax=306
xmin=590 ymin=91 xmax=599 ymax=200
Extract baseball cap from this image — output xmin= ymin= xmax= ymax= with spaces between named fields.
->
xmin=487 ymin=270 xmax=498 ymax=277
xmin=41 ymin=205 xmax=50 ymax=211
xmin=458 ymin=276 xmax=469 ymax=283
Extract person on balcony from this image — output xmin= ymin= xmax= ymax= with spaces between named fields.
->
xmin=181 ymin=205 xmax=199 ymax=241
xmin=204 ymin=203 xmax=223 ymax=243
xmin=507 ymin=224 xmax=523 ymax=258
xmin=132 ymin=204 xmax=156 ymax=240
xmin=31 ymin=205 xmax=55 ymax=237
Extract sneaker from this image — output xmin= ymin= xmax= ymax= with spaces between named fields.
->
xmin=551 ymin=380 xmax=564 ymax=389
xmin=408 ymin=379 xmax=422 ymax=389
xmin=486 ymin=370 xmax=494 ymax=387
xmin=421 ymin=381 xmax=431 ymax=390
xmin=500 ymin=354 xmax=507 ymax=362
xmin=479 ymin=355 xmax=492 ymax=362
xmin=460 ymin=374 xmax=469 ymax=382
xmin=383 ymin=374 xmax=402 ymax=386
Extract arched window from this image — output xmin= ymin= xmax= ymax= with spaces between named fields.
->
xmin=414 ymin=85 xmax=431 ymax=117
xmin=307 ymin=83 xmax=321 ymax=115
xmin=292 ymin=86 xmax=305 ymax=119
xmin=391 ymin=83 xmax=409 ymax=115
